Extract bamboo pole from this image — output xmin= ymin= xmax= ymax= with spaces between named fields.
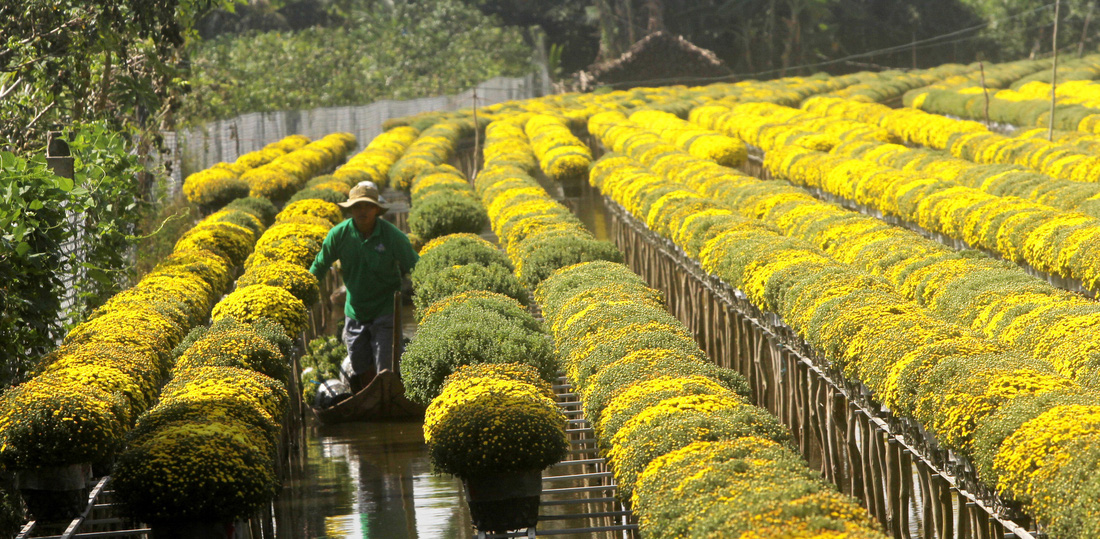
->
xmin=1050 ymin=0 xmax=1062 ymax=141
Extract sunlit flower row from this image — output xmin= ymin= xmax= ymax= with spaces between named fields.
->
xmin=587 ymin=111 xmax=1100 ymax=537
xmin=534 ymin=259 xmax=884 ymax=538
xmin=111 ymin=184 xmax=346 ymax=524
xmin=182 ymin=134 xmax=310 ymax=209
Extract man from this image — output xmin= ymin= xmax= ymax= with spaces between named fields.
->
xmin=310 ymin=181 xmax=418 ymax=391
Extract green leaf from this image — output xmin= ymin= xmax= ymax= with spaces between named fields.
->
xmin=29 ymin=200 xmax=43 ymax=211
xmin=14 ymin=242 xmax=30 ymax=257
xmin=57 ymin=176 xmax=74 ymax=192
xmin=86 ymin=268 xmax=111 ymax=285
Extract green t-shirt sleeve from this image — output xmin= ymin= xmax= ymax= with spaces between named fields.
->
xmin=395 ymin=231 xmax=419 ymax=275
xmin=310 ymin=226 xmax=340 ymax=281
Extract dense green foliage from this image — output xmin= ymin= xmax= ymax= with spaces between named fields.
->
xmin=0 ymin=123 xmax=147 ymax=387
xmin=180 ymin=0 xmax=531 ymax=123
xmin=0 ymin=0 xmax=226 ymax=152
xmin=299 ymin=335 xmax=347 ymax=404
xmin=476 ymin=0 xmax=1095 ymax=78
xmin=401 ymin=305 xmax=555 ymax=405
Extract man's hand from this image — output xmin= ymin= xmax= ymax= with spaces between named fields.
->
xmin=331 ymin=285 xmax=347 ymax=306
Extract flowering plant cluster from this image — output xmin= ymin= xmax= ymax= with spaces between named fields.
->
xmin=629 ymin=109 xmax=746 ymax=167
xmin=240 ymin=133 xmax=357 ymax=203
xmin=483 ymin=117 xmax=538 ymax=173
xmin=524 ymin=114 xmax=592 ymax=182
xmin=235 ymin=260 xmax=319 ymax=307
xmin=407 ymin=165 xmax=489 ymax=243
xmin=0 ymin=199 xmax=256 ymax=468
xmin=402 ymin=258 xmax=553 ymax=404
xmin=276 ymin=198 xmax=343 ymax=227
xmin=389 ymin=121 xmax=472 ymax=190
xmin=476 ymin=120 xmax=621 ymax=288
xmin=587 ymin=110 xmax=1100 ymax=536
xmin=212 ymin=285 xmax=308 ymax=339
xmin=423 ymin=364 xmax=567 ymax=477
xmin=182 ymin=133 xmax=309 ymax=210
xmin=336 ymin=126 xmax=419 ymax=188
xmin=905 ymin=64 xmax=1100 ymax=134
xmin=112 ymin=341 xmax=289 ymax=525
xmin=534 ymin=260 xmax=880 ymax=538
xmin=413 ymin=234 xmax=513 ymax=285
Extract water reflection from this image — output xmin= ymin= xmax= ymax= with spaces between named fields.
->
xmin=276 ymin=421 xmax=472 ymax=539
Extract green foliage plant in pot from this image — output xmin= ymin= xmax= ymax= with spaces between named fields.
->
xmin=400 ymin=298 xmax=554 ymax=405
xmin=299 ymin=335 xmax=347 ymax=404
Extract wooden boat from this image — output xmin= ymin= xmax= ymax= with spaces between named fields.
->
xmin=309 ymin=370 xmax=425 ymax=423
xmin=309 ymin=291 xmax=425 ymax=424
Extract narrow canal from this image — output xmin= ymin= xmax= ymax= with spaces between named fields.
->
xmin=270 ymin=181 xmax=617 ymax=538
xmin=275 ymin=422 xmax=474 ymax=538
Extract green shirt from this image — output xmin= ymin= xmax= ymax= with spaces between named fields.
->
xmin=309 ymin=218 xmax=419 ymax=322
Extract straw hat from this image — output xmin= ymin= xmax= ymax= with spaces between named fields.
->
xmin=337 ymin=181 xmax=387 ymax=211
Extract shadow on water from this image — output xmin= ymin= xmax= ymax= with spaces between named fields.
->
xmin=275 ymin=421 xmax=473 ymax=539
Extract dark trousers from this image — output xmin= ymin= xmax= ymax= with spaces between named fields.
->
xmin=341 ymin=314 xmax=402 ymax=390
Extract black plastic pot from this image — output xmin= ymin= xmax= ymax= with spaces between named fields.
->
xmin=463 ymin=469 xmax=542 ymax=534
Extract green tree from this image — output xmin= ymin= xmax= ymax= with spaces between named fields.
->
xmin=0 ymin=0 xmax=225 ymax=153
xmin=460 ymin=0 xmax=598 ymax=73
xmin=180 ymin=0 xmax=532 ymax=123
xmin=962 ymin=0 xmax=1097 ymax=61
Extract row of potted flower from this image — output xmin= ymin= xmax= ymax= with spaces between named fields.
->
xmin=240 ymin=133 xmax=357 ymax=203
xmin=805 ymin=95 xmax=1100 ymax=185
xmin=801 ymin=96 xmax=1100 ymax=213
xmin=691 ymin=101 xmax=897 ymax=153
xmin=816 ymin=62 xmax=974 ymax=103
xmin=0 ymin=133 xmax=355 ymax=523
xmin=476 ymin=119 xmax=621 ymax=288
xmin=468 ymin=113 xmax=884 ymax=537
xmin=586 ymin=114 xmax=1099 ymax=537
xmin=523 ymin=114 xmax=593 ymax=182
xmin=182 ymin=134 xmax=311 ymax=210
xmin=694 ymin=101 xmax=1100 ymax=296
xmin=535 ymin=260 xmax=887 ymax=538
xmin=643 ymin=99 xmax=1100 ymax=378
xmin=335 ymin=126 xmax=419 ymax=188
xmin=388 ymin=120 xmax=475 ymax=190
xmin=829 ymin=130 xmax=1100 ymax=218
xmin=383 ymin=124 xmax=566 ymax=507
xmin=903 ymin=64 xmax=1100 ymax=133
xmin=396 ymin=172 xmax=565 ymax=533
xmin=395 ymin=158 xmax=540 ymax=386
xmin=1011 ymin=78 xmax=1100 ymax=108
xmin=110 ymin=187 xmax=350 ymax=527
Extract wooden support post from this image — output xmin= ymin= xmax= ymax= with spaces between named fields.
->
xmin=1050 ymin=0 xmax=1062 ymax=141
xmin=980 ymin=62 xmax=991 ymax=125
